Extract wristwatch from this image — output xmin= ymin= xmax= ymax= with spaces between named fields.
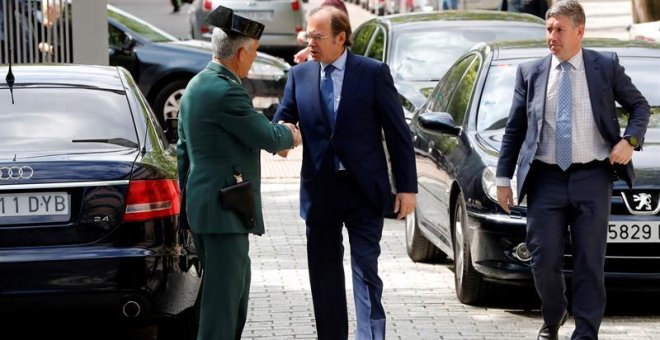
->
xmin=624 ymin=135 xmax=639 ymax=148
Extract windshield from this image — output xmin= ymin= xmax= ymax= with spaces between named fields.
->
xmin=0 ymin=88 xmax=139 ymax=153
xmin=477 ymin=56 xmax=660 ymax=133
xmin=390 ymin=26 xmax=545 ymax=82
xmin=108 ymin=7 xmax=177 ymax=43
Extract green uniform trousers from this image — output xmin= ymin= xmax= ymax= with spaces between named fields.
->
xmin=193 ymin=233 xmax=251 ymax=340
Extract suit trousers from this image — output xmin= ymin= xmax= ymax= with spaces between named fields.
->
xmin=526 ymin=160 xmax=612 ymax=340
xmin=305 ymin=172 xmax=386 ymax=340
xmin=193 ymin=233 xmax=251 ymax=340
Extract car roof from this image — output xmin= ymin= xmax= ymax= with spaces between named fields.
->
xmin=487 ymin=38 xmax=660 ymax=61
xmin=0 ymin=64 xmax=125 ymax=91
xmin=374 ymin=10 xmax=545 ymax=29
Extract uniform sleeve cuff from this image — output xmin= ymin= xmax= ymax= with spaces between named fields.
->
xmin=496 ymin=177 xmax=511 ymax=187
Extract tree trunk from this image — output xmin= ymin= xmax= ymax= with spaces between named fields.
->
xmin=631 ymin=0 xmax=660 ymax=24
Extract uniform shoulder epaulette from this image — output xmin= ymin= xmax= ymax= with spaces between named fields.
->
xmin=217 ymin=74 xmax=240 ymax=86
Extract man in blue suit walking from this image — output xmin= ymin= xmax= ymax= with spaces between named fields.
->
xmin=273 ymin=6 xmax=417 ymax=340
xmin=496 ymin=1 xmax=650 ymax=339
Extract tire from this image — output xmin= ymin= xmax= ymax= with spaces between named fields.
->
xmin=405 ymin=209 xmax=446 ymax=263
xmin=153 ymin=79 xmax=189 ymax=127
xmin=452 ymin=192 xmax=486 ymax=305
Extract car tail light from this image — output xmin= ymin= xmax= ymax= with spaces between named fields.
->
xmin=203 ymin=0 xmax=213 ymax=11
xmin=124 ymin=179 xmax=181 ymax=222
xmin=201 ymin=24 xmax=209 ymax=34
xmin=291 ymin=0 xmax=299 ymax=11
xmin=295 ymin=25 xmax=302 ymax=33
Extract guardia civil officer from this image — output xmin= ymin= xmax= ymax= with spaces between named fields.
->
xmin=177 ymin=6 xmax=301 ymax=339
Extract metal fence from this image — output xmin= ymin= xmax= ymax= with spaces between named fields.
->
xmin=1 ymin=0 xmax=73 ymax=64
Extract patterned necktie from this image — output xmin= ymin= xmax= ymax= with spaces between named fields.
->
xmin=556 ymin=61 xmax=572 ymax=171
xmin=320 ymin=64 xmax=336 ymax=129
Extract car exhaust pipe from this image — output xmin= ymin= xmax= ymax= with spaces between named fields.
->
xmin=121 ymin=299 xmax=142 ymax=318
xmin=512 ymin=243 xmax=532 ymax=262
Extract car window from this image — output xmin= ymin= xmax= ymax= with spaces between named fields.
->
xmin=446 ymin=56 xmax=481 ymax=125
xmin=351 ymin=24 xmax=377 ymax=56
xmin=390 ymin=26 xmax=545 ymax=82
xmin=427 ymin=54 xmax=478 ymax=114
xmin=0 ymin=88 xmax=138 ymax=152
xmin=366 ymin=27 xmax=385 ymax=62
xmin=107 ymin=8 xmax=177 ymax=43
xmin=108 ymin=24 xmax=126 ymax=48
xmin=477 ymin=56 xmax=660 ymax=132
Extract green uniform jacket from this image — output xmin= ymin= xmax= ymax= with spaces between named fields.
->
xmin=177 ymin=62 xmax=293 ymax=235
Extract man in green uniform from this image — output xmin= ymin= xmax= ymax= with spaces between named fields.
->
xmin=177 ymin=6 xmax=301 ymax=340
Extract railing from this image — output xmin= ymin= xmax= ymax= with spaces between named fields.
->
xmin=1 ymin=0 xmax=73 ymax=64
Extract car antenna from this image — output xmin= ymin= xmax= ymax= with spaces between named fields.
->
xmin=6 ymin=47 xmax=15 ymax=104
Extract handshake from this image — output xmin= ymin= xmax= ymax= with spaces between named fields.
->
xmin=279 ymin=120 xmax=301 ymax=158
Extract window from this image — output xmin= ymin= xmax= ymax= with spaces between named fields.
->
xmin=351 ymin=24 xmax=376 ymax=56
xmin=366 ymin=27 xmax=385 ymax=62
xmin=445 ymin=56 xmax=480 ymax=125
xmin=427 ymin=54 xmax=477 ymax=114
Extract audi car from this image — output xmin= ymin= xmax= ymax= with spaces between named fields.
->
xmin=350 ymin=11 xmax=546 ymax=122
xmin=0 ymin=65 xmax=201 ymax=339
xmin=407 ymin=39 xmax=660 ymax=304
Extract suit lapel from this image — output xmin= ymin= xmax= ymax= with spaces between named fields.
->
xmin=583 ymin=49 xmax=605 ymax=127
xmin=533 ymin=55 xmax=552 ymax=130
xmin=335 ymin=52 xmax=364 ymax=131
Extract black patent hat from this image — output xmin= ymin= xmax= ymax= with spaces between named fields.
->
xmin=205 ymin=6 xmax=265 ymax=40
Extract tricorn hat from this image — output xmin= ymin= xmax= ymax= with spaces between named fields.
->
xmin=205 ymin=6 xmax=265 ymax=40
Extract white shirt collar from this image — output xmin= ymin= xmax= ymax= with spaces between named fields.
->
xmin=551 ymin=49 xmax=584 ymax=71
xmin=320 ymin=48 xmax=348 ymax=73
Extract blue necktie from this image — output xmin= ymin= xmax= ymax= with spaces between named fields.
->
xmin=320 ymin=64 xmax=336 ymax=129
xmin=556 ymin=61 xmax=572 ymax=171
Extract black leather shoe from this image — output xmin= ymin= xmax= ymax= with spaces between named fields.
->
xmin=537 ymin=310 xmax=569 ymax=340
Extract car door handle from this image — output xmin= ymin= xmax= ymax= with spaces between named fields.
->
xmin=428 ymin=141 xmax=435 ymax=153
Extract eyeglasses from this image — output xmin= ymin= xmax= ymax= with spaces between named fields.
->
xmin=303 ymin=32 xmax=330 ymax=43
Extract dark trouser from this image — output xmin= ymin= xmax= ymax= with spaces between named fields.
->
xmin=193 ymin=233 xmax=251 ymax=340
xmin=306 ymin=172 xmax=386 ymax=340
xmin=526 ymin=160 xmax=612 ymax=340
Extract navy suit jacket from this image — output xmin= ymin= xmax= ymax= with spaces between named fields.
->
xmin=497 ymin=48 xmax=650 ymax=202
xmin=273 ymin=51 xmax=417 ymax=220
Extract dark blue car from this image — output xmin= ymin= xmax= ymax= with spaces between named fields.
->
xmin=0 ymin=64 xmax=201 ymax=339
xmin=407 ymin=39 xmax=660 ymax=305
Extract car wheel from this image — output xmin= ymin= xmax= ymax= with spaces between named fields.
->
xmin=405 ymin=209 xmax=446 ymax=263
xmin=452 ymin=192 xmax=486 ymax=304
xmin=158 ymin=285 xmax=201 ymax=340
xmin=153 ymin=79 xmax=189 ymax=127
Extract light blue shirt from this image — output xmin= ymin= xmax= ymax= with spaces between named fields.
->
xmin=320 ymin=48 xmax=347 ymax=114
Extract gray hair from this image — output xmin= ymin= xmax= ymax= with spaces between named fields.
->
xmin=211 ymin=27 xmax=255 ymax=60
xmin=546 ymin=0 xmax=586 ymax=27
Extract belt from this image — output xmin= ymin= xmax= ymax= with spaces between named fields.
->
xmin=534 ymin=159 xmax=610 ymax=172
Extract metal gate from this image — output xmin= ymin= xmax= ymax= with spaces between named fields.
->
xmin=1 ymin=0 xmax=73 ymax=64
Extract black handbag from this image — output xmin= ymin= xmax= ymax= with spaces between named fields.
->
xmin=219 ymin=171 xmax=256 ymax=229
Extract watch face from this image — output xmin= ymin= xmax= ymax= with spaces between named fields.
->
xmin=627 ymin=136 xmax=638 ymax=147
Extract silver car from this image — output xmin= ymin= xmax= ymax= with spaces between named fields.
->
xmin=189 ymin=0 xmax=305 ymax=61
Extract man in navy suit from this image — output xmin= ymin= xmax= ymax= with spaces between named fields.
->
xmin=496 ymin=1 xmax=650 ymax=339
xmin=273 ymin=6 xmax=417 ymax=340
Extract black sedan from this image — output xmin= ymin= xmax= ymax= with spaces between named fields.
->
xmin=0 ymin=65 xmax=201 ymax=339
xmin=350 ymin=10 xmax=546 ymax=121
xmin=108 ymin=5 xmax=289 ymax=126
xmin=407 ymin=39 xmax=660 ymax=304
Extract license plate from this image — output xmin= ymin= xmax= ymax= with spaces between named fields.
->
xmin=234 ymin=10 xmax=273 ymax=22
xmin=608 ymin=222 xmax=660 ymax=243
xmin=0 ymin=192 xmax=70 ymax=223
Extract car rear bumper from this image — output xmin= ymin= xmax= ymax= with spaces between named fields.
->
xmin=0 ymin=245 xmax=201 ymax=318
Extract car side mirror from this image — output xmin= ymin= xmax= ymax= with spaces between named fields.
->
xmin=122 ymin=34 xmax=137 ymax=52
xmin=418 ymin=112 xmax=460 ymax=136
xmin=164 ymin=117 xmax=179 ymax=144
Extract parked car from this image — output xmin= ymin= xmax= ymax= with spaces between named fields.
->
xmin=0 ymin=64 xmax=201 ymax=338
xmin=407 ymin=38 xmax=660 ymax=304
xmin=629 ymin=20 xmax=660 ymax=42
xmin=350 ymin=10 xmax=546 ymax=121
xmin=108 ymin=5 xmax=290 ymax=127
xmin=188 ymin=0 xmax=304 ymax=63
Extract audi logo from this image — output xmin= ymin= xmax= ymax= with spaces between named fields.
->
xmin=0 ymin=166 xmax=34 ymax=180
